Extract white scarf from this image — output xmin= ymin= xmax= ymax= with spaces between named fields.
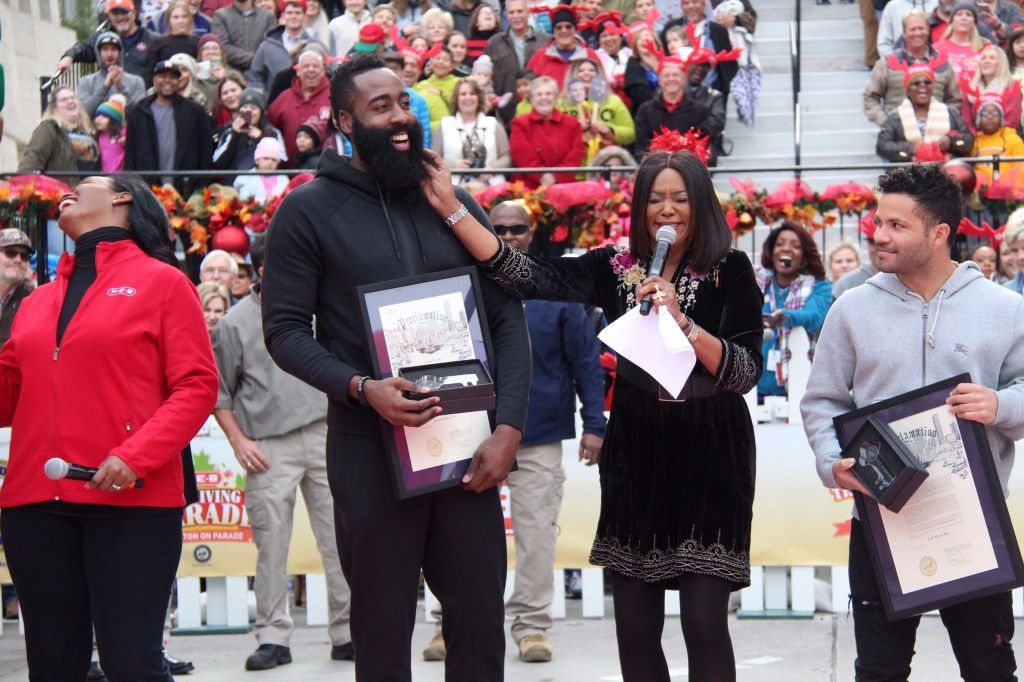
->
xmin=896 ymin=97 xmax=950 ymax=143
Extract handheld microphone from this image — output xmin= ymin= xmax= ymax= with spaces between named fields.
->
xmin=44 ymin=458 xmax=144 ymax=488
xmin=639 ymin=225 xmax=677 ymax=316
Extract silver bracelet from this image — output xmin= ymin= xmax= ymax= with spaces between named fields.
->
xmin=445 ymin=203 xmax=469 ymax=227
xmin=356 ymin=375 xmax=372 ymax=406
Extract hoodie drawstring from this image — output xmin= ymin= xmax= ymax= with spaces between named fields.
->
xmin=374 ymin=182 xmax=430 ymax=264
xmin=374 ymin=181 xmax=402 ymax=261
xmin=404 ymin=205 xmax=428 ymax=264
xmin=926 ymin=288 xmax=945 ymax=349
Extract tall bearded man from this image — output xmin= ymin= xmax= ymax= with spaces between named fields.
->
xmin=260 ymin=56 xmax=531 ymax=682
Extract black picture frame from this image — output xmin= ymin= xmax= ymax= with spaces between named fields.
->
xmin=357 ymin=267 xmax=496 ymax=499
xmin=834 ymin=374 xmax=1024 ymax=620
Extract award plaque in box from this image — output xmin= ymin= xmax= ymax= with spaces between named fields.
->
xmin=398 ymin=359 xmax=496 ymax=415
xmin=834 ymin=374 xmax=1024 ymax=619
xmin=357 ymin=266 xmax=497 ymax=499
xmin=843 ymin=416 xmax=928 ymax=513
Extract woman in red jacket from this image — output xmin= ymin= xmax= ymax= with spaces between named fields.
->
xmin=510 ymin=75 xmax=585 ymax=188
xmin=0 ymin=175 xmax=219 ymax=681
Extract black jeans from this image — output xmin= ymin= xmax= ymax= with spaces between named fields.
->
xmin=849 ymin=518 xmax=1017 ymax=682
xmin=327 ymin=431 xmax=507 ymax=682
xmin=1 ymin=504 xmax=182 ymax=682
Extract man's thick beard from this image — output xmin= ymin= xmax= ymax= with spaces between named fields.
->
xmin=350 ymin=117 xmax=428 ymax=194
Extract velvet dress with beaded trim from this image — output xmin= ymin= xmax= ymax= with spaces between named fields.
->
xmin=485 ymin=241 xmax=763 ymax=589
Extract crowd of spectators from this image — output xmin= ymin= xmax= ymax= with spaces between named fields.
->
xmin=863 ymin=1 xmax=1024 ymax=176
xmin=19 ymin=0 xmax=766 ymax=188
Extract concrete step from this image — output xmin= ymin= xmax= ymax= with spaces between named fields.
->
xmin=755 ymin=0 xmax=860 ymax=21
xmin=726 ymin=108 xmax=864 ymax=133
xmin=759 ymin=35 xmax=863 ymax=60
xmin=726 ymin=89 xmax=864 ymax=117
xmin=715 ymin=149 xmax=882 ymax=167
xmin=743 ymin=90 xmax=864 ymax=113
xmin=763 ymin=70 xmax=869 ymax=91
xmin=801 ymin=89 xmax=865 ymax=112
xmin=728 ymin=127 xmax=877 ymax=156
xmin=760 ymin=54 xmax=797 ymax=74
xmin=756 ymin=18 xmax=863 ymax=42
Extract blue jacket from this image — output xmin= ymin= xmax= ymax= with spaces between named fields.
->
xmin=522 ymin=300 xmax=607 ymax=446
xmin=758 ymin=277 xmax=832 ymax=396
xmin=1005 ymin=271 xmax=1024 ymax=295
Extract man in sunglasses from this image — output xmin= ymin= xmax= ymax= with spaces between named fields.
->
xmin=486 ymin=200 xmax=606 ymax=663
xmin=0 ymin=229 xmax=35 ymax=348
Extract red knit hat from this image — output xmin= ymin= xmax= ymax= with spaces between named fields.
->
xmin=902 ymin=62 xmax=935 ymax=89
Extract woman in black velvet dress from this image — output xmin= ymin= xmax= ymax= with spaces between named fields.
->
xmin=422 ymin=147 xmax=763 ymax=682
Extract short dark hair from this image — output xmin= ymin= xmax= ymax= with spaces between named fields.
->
xmin=250 ymin=232 xmax=266 ymax=273
xmin=759 ymin=221 xmax=826 ymax=280
xmin=877 ymin=164 xmax=962 ymax=246
xmin=629 ymin=151 xmax=731 ymax=273
xmin=330 ymin=55 xmax=387 ymax=115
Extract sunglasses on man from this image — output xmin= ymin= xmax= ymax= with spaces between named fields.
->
xmin=2 ymin=248 xmax=30 ymax=262
xmin=493 ymin=224 xmax=530 ymax=236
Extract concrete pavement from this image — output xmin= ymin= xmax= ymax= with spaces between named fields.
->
xmin=0 ymin=598 xmax=970 ymax=680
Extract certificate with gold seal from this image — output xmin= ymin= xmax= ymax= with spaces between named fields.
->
xmin=834 ymin=374 xmax=1024 ymax=620
xmin=358 ymin=267 xmax=499 ymax=499
xmin=405 ymin=413 xmax=492 ymax=472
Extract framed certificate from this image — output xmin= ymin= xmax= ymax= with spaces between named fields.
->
xmin=357 ymin=267 xmax=496 ymax=499
xmin=834 ymin=374 xmax=1024 ymax=620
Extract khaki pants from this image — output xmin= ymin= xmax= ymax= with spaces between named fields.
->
xmin=245 ymin=419 xmax=351 ymax=646
xmin=860 ymin=0 xmax=880 ymax=66
xmin=505 ymin=442 xmax=566 ymax=640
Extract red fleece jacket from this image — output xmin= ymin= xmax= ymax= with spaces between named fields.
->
xmin=509 ymin=109 xmax=584 ymax=187
xmin=0 ymin=241 xmax=218 ymax=509
xmin=267 ymin=75 xmax=332 ymax=165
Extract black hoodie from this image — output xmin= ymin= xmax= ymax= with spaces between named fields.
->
xmin=261 ymin=149 xmax=530 ymax=438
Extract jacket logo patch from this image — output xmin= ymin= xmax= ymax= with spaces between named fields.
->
xmin=107 ymin=287 xmax=137 ymax=297
xmin=954 ymin=343 xmax=968 ymax=356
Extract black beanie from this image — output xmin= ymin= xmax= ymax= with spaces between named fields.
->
xmin=552 ymin=7 xmax=577 ymax=27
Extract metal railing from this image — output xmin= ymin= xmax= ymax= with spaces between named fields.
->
xmin=10 ymin=156 xmax=1023 ymax=179
xmin=38 ymin=63 xmax=98 ymax=114
xmin=789 ymin=19 xmax=802 ymax=173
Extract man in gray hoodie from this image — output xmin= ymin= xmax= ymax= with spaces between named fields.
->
xmin=802 ymin=163 xmax=1024 ymax=681
xmin=75 ymin=32 xmax=146 ymax=117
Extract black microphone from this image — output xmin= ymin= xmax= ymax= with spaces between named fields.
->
xmin=44 ymin=458 xmax=144 ymax=488
xmin=639 ymin=225 xmax=677 ymax=316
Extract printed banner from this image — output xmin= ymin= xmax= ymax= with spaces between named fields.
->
xmin=176 ymin=419 xmax=324 ymax=577
xmin=0 ymin=421 xmax=1022 ymax=581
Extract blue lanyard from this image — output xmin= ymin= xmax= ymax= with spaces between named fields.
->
xmin=764 ymin=277 xmax=789 ymax=348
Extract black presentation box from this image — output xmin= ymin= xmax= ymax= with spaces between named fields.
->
xmin=843 ymin=416 xmax=929 ymax=513
xmin=398 ymin=359 xmax=496 ymax=415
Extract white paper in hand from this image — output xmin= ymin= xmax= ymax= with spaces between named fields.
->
xmin=598 ymin=307 xmax=697 ymax=397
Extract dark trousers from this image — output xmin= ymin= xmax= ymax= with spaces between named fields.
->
xmin=327 ymin=431 xmax=507 ymax=682
xmin=849 ymin=518 xmax=1017 ymax=682
xmin=1 ymin=505 xmax=182 ymax=682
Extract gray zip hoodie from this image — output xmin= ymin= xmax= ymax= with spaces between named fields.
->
xmin=801 ymin=261 xmax=1024 ymax=500
xmin=75 ymin=32 xmax=146 ymax=118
